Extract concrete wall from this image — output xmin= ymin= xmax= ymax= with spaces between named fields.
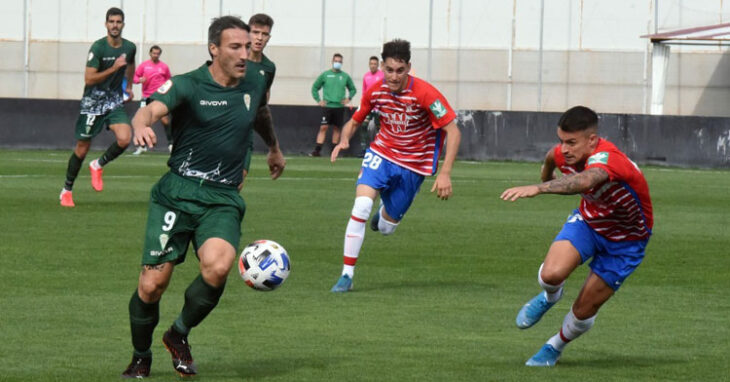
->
xmin=4 ymin=0 xmax=730 ymax=116
xmin=1 ymin=98 xmax=728 ymax=168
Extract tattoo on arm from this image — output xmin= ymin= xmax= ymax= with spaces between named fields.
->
xmin=253 ymin=105 xmax=277 ymax=147
xmin=537 ymin=167 xmax=608 ymax=194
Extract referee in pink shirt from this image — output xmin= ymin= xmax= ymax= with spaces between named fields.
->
xmin=132 ymin=45 xmax=172 ymax=154
xmin=357 ymin=56 xmax=384 ymax=156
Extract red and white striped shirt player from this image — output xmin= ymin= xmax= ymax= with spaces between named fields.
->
xmin=329 ymin=39 xmax=461 ymax=293
xmin=501 ymin=105 xmax=654 ymax=367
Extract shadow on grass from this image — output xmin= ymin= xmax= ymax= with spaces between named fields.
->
xmin=214 ymin=356 xmax=341 ymax=379
xmin=355 ymin=280 xmax=496 ymax=293
xmin=555 ymin=352 xmax=688 ymax=369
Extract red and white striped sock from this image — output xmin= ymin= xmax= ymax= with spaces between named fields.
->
xmin=342 ymin=196 xmax=373 ymax=277
xmin=547 ymin=309 xmax=596 ymax=351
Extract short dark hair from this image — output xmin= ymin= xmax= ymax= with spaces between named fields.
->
xmin=208 ymin=16 xmax=250 ymax=58
xmin=149 ymin=45 xmax=162 ymax=53
xmin=558 ymin=106 xmax=599 ymax=132
xmin=381 ymin=39 xmax=410 ymax=63
xmin=106 ymin=7 xmax=124 ymax=22
xmin=369 ymin=56 xmax=379 ymax=62
xmin=249 ymin=13 xmax=274 ymax=29
xmin=333 ymin=53 xmax=343 ymax=60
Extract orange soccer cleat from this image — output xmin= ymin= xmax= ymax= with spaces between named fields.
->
xmin=59 ymin=189 xmax=75 ymax=207
xmin=89 ymin=159 xmax=104 ymax=192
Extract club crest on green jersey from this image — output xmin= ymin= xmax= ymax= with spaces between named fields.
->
xmin=244 ymin=94 xmax=251 ymax=110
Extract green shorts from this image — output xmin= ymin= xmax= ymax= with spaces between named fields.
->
xmin=141 ymin=172 xmax=246 ymax=265
xmin=74 ymin=107 xmax=130 ymax=140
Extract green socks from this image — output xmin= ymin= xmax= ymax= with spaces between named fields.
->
xmin=173 ymin=275 xmax=225 ymax=335
xmin=128 ymin=291 xmax=159 ymax=358
xmin=64 ymin=153 xmax=84 ymax=190
xmin=98 ymin=142 xmax=126 ymax=166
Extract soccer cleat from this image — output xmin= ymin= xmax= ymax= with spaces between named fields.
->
xmin=89 ymin=159 xmax=104 ymax=192
xmin=162 ymin=328 xmax=197 ymax=377
xmin=516 ymin=292 xmax=556 ymax=329
xmin=308 ymin=150 xmax=321 ymax=157
xmin=525 ymin=344 xmax=561 ymax=367
xmin=121 ymin=355 xmax=151 ymax=378
xmin=132 ymin=146 xmax=147 ymax=155
xmin=370 ymin=209 xmax=380 ymax=232
xmin=59 ymin=189 xmax=75 ymax=207
xmin=330 ymin=274 xmax=353 ymax=293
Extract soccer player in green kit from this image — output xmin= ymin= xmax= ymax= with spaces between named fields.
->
xmin=121 ymin=16 xmax=285 ymax=378
xmin=241 ymin=13 xmax=276 ymax=187
xmin=59 ymin=7 xmax=136 ymax=207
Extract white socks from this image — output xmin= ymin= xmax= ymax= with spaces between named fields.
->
xmin=377 ymin=206 xmax=399 ymax=235
xmin=342 ymin=196 xmax=373 ymax=277
xmin=538 ymin=263 xmax=565 ymax=303
xmin=547 ymin=309 xmax=597 ymax=351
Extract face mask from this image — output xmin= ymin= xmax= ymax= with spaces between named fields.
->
xmin=333 ymin=62 xmax=342 ymax=70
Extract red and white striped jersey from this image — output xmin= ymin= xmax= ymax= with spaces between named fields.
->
xmin=554 ymin=139 xmax=654 ymax=241
xmin=352 ymin=76 xmax=456 ymax=176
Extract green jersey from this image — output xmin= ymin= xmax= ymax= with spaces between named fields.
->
xmin=246 ymin=53 xmax=276 ymax=95
xmin=150 ymin=62 xmax=267 ymax=187
xmin=241 ymin=54 xmax=277 ymax=171
xmin=81 ymin=37 xmax=136 ymax=115
xmin=311 ymin=69 xmax=356 ymax=108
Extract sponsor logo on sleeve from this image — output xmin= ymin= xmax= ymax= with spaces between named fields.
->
xmin=587 ymin=152 xmax=609 ymax=165
xmin=87 ymin=52 xmax=94 ymax=62
xmin=157 ymin=79 xmax=173 ymax=94
xmin=429 ymin=99 xmax=447 ymax=119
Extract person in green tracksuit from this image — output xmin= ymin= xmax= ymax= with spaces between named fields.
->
xmin=310 ymin=53 xmax=356 ymax=156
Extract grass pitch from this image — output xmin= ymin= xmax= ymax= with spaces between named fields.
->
xmin=0 ymin=149 xmax=728 ymax=381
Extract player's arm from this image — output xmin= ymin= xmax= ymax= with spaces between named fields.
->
xmin=430 ymin=121 xmax=461 ymax=200
xmin=125 ymin=60 xmax=136 ymax=100
xmin=343 ymin=75 xmax=356 ymax=105
xmin=84 ymin=54 xmax=127 ymax=86
xmin=253 ymin=104 xmax=285 ymax=180
xmin=131 ymin=100 xmax=169 ymax=148
xmin=312 ymin=73 xmax=325 ymax=106
xmin=133 ymin=63 xmax=144 ymax=84
xmin=330 ymin=118 xmax=359 ymax=161
xmin=541 ymin=147 xmax=557 ymax=182
xmin=501 ymin=167 xmax=609 ymax=201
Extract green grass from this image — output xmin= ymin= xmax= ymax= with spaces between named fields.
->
xmin=0 ymin=149 xmax=728 ymax=381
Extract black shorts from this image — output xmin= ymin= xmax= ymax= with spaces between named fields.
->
xmin=319 ymin=107 xmax=346 ymax=127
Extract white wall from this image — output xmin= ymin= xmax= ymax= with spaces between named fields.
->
xmin=3 ymin=0 xmax=730 ymax=116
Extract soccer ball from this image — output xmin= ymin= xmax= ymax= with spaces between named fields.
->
xmin=238 ymin=240 xmax=291 ymax=291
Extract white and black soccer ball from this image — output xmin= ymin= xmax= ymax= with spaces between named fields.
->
xmin=238 ymin=240 xmax=291 ymax=291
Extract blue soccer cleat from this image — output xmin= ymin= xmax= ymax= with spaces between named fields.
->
xmin=516 ymin=292 xmax=556 ymax=329
xmin=525 ymin=344 xmax=561 ymax=367
xmin=331 ymin=274 xmax=353 ymax=293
